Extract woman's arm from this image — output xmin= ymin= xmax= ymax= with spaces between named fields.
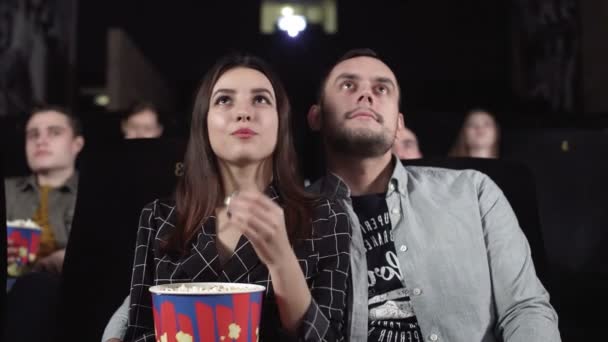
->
xmin=229 ymin=193 xmax=351 ymax=341
xmin=292 ymin=199 xmax=351 ymax=341
xmin=123 ymin=202 xmax=160 ymax=342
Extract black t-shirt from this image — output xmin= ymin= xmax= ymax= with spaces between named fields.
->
xmin=351 ymin=193 xmax=423 ymax=342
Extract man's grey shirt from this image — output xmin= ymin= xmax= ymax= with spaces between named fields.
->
xmin=310 ymin=158 xmax=560 ymax=342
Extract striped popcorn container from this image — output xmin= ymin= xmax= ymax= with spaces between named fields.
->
xmin=149 ymin=282 xmax=265 ymax=342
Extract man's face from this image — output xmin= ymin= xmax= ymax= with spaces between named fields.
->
xmin=319 ymin=56 xmax=401 ymax=158
xmin=25 ymin=111 xmax=84 ymax=173
xmin=122 ymin=110 xmax=163 ymax=139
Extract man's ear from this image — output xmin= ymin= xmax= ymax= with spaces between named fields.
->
xmin=307 ymin=105 xmax=322 ymax=131
xmin=398 ymin=113 xmax=405 ymax=129
xmin=73 ymin=136 xmax=85 ymax=155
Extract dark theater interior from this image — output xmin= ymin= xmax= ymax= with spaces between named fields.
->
xmin=1 ymin=1 xmax=607 ymax=341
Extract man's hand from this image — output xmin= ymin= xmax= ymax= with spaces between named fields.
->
xmin=33 ymin=249 xmax=66 ymax=274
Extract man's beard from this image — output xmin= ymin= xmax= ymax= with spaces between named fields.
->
xmin=320 ymin=104 xmax=394 ymax=158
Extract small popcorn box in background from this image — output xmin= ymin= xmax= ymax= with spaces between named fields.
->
xmin=7 ymin=219 xmax=41 ymax=277
xmin=150 ymin=282 xmax=265 ymax=342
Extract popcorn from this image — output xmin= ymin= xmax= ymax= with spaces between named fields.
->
xmin=228 ymin=323 xmax=241 ymax=339
xmin=162 ymin=283 xmax=250 ymax=294
xmin=7 ymin=219 xmax=40 ymax=229
xmin=176 ymin=331 xmax=193 ymax=342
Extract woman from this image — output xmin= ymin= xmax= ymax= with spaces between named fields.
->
xmin=449 ymin=108 xmax=500 ymax=158
xmin=122 ymin=54 xmax=350 ymax=341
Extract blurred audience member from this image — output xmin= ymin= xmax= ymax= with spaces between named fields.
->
xmin=393 ymin=115 xmax=422 ymax=159
xmin=5 ymin=105 xmax=84 ymax=274
xmin=4 ymin=105 xmax=84 ymax=342
xmin=120 ymin=102 xmax=163 ymax=139
xmin=449 ymin=108 xmax=500 ymax=158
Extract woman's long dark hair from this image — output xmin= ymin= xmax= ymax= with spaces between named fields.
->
xmin=166 ymin=53 xmax=316 ymax=255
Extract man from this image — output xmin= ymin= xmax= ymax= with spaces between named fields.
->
xmin=392 ymin=120 xmax=422 ymax=160
xmin=121 ymin=102 xmax=164 ymax=139
xmin=101 ymin=49 xmax=560 ymax=342
xmin=5 ymin=106 xmax=84 ymax=273
xmin=307 ymin=49 xmax=560 ymax=341
xmin=4 ymin=106 xmax=84 ymax=342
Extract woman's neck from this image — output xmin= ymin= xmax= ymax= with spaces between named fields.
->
xmin=218 ymin=159 xmax=273 ymax=196
xmin=468 ymin=147 xmax=496 ymax=158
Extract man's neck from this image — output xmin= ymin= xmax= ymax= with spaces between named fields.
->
xmin=219 ymin=159 xmax=273 ymax=196
xmin=327 ymin=152 xmax=394 ymax=196
xmin=36 ymin=167 xmax=75 ymax=188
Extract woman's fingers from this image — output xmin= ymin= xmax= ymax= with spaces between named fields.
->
xmin=229 ymin=194 xmax=281 ymax=230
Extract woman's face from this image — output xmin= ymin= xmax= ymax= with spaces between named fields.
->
xmin=207 ymin=67 xmax=279 ymax=166
xmin=464 ymin=111 xmax=497 ymax=149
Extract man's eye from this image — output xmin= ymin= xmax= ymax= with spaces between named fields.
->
xmin=377 ymin=85 xmax=388 ymax=94
xmin=341 ymin=82 xmax=354 ymax=90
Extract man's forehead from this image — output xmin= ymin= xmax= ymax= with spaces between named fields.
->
xmin=328 ymin=56 xmax=396 ymax=83
xmin=27 ymin=111 xmax=70 ymax=129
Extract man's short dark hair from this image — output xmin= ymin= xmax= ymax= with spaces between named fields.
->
xmin=123 ymin=101 xmax=162 ymax=124
xmin=316 ymin=48 xmax=402 ymax=107
xmin=29 ymin=105 xmax=83 ymax=137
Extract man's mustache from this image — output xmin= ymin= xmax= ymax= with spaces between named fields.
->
xmin=344 ymin=108 xmax=384 ymax=123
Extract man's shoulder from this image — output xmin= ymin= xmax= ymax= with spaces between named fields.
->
xmin=403 ymin=165 xmax=490 ymax=186
xmin=4 ymin=175 xmax=32 ymax=192
xmin=403 ymin=165 xmax=503 ymax=206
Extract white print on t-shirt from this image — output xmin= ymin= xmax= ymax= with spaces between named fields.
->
xmin=369 ymin=327 xmax=422 ymax=342
xmin=360 ymin=212 xmax=391 ymax=234
xmin=368 ymin=250 xmax=404 ymax=287
xmin=369 ymin=298 xmax=416 ymax=320
xmin=363 ymin=229 xmax=395 ymax=251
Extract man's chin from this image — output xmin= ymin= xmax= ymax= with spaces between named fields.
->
xmin=327 ymin=136 xmax=392 ymax=159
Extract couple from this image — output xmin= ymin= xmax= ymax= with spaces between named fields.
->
xmin=106 ymin=49 xmax=561 ymax=342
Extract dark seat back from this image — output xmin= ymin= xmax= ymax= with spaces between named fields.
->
xmin=0 ymin=116 xmax=29 ymax=178
xmin=0 ymin=150 xmax=7 ymax=337
xmin=57 ymin=138 xmax=186 ymax=342
xmin=502 ymin=128 xmax=608 ymax=341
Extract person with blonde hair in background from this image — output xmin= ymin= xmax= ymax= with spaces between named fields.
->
xmin=449 ymin=108 xmax=500 ymax=158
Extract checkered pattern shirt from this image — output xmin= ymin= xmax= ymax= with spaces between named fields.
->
xmin=124 ymin=186 xmax=351 ymax=342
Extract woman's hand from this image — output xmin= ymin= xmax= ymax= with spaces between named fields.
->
xmin=227 ymin=190 xmax=295 ymax=270
xmin=227 ymin=190 xmax=312 ymax=333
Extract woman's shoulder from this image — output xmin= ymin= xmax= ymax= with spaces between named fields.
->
xmin=139 ymin=198 xmax=177 ymax=227
xmin=310 ymin=196 xmax=351 ymax=236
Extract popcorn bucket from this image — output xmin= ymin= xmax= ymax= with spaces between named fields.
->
xmin=149 ymin=282 xmax=265 ymax=342
xmin=6 ymin=220 xmax=41 ymax=277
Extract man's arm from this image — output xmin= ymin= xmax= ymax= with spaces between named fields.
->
xmin=101 ymin=295 xmax=130 ymax=342
xmin=478 ymin=175 xmax=561 ymax=341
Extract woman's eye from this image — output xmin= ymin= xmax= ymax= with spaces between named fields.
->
xmin=215 ymin=96 xmax=231 ymax=105
xmin=254 ymin=95 xmax=270 ymax=104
